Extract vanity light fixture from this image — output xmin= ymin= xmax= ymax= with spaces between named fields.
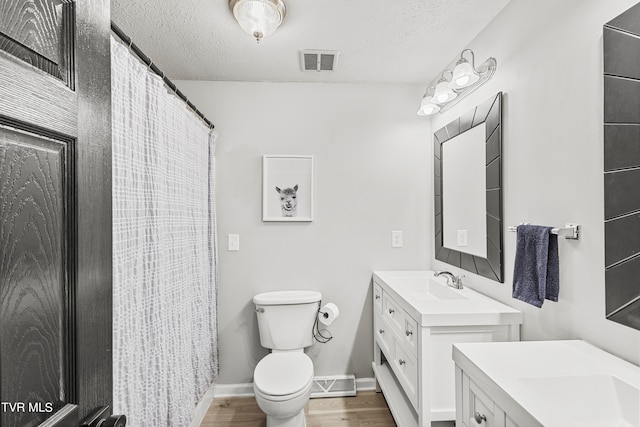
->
xmin=417 ymin=87 xmax=440 ymax=116
xmin=230 ymin=0 xmax=286 ymax=43
xmin=450 ymin=49 xmax=481 ymax=89
xmin=433 ymin=71 xmax=458 ymax=103
xmin=417 ymin=49 xmax=497 ymax=116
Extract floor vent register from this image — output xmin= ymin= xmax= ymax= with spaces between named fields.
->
xmin=310 ymin=375 xmax=357 ymax=398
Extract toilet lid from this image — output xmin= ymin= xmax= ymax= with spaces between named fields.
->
xmin=254 ymin=353 xmax=313 ymax=396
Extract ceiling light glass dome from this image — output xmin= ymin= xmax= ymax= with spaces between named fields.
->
xmin=230 ymin=0 xmax=286 ymax=42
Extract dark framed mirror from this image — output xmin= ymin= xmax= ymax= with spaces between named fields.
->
xmin=434 ymin=92 xmax=503 ymax=282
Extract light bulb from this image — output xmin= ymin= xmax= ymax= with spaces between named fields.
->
xmin=456 ymin=75 xmax=470 ymax=86
xmin=434 ymin=80 xmax=457 ymax=103
xmin=417 ymin=96 xmax=440 ymax=116
xmin=450 ymin=61 xmax=479 ymax=90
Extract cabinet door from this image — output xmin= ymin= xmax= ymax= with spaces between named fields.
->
xmin=468 ymin=380 xmax=498 ymax=427
xmin=374 ymin=313 xmax=394 ymax=358
xmin=382 ymin=292 xmax=404 ymax=335
xmin=373 ymin=282 xmax=383 ymax=313
xmin=393 ymin=341 xmax=418 ymax=409
xmin=505 ymin=414 xmax=519 ymax=427
xmin=403 ymin=313 xmax=418 ymax=356
xmin=431 ymin=326 xmax=509 ymax=416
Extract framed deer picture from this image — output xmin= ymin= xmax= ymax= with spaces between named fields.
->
xmin=262 ymin=155 xmax=314 ymax=222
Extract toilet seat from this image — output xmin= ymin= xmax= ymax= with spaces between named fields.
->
xmin=254 ymin=353 xmax=314 ymax=400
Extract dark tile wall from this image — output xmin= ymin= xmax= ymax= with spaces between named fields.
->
xmin=604 ymin=4 xmax=640 ymax=331
xmin=604 ymin=125 xmax=640 ymax=170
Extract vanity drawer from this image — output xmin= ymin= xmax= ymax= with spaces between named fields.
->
xmin=469 ymin=380 xmax=496 ymax=427
xmin=393 ymin=341 xmax=418 ymax=409
xmin=382 ymin=292 xmax=404 ymax=336
xmin=505 ymin=414 xmax=519 ymax=427
xmin=374 ymin=313 xmax=394 ymax=358
xmin=403 ymin=313 xmax=418 ymax=356
xmin=373 ymin=281 xmax=383 ymax=313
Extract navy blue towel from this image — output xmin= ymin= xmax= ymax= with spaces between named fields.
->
xmin=512 ymin=225 xmax=559 ymax=308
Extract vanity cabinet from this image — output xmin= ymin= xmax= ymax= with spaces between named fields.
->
xmin=372 ymin=271 xmax=522 ymax=427
xmin=453 ymin=340 xmax=640 ymax=427
xmin=456 ymin=369 xmax=527 ymax=427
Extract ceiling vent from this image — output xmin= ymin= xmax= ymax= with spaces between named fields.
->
xmin=300 ymin=50 xmax=339 ymax=72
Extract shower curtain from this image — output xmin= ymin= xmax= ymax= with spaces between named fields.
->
xmin=110 ymin=37 xmax=218 ymax=426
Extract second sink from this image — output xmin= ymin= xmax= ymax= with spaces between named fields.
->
xmin=520 ymin=374 xmax=639 ymax=427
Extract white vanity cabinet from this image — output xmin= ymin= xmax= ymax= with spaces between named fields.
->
xmin=453 ymin=340 xmax=640 ymax=427
xmin=456 ymin=369 xmax=528 ymax=427
xmin=372 ymin=271 xmax=522 ymax=427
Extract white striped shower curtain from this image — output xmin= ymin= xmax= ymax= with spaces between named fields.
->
xmin=110 ymin=37 xmax=218 ymax=427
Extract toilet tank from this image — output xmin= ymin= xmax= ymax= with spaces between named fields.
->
xmin=253 ymin=290 xmax=322 ymax=351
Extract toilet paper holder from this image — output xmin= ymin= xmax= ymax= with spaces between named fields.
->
xmin=314 ymin=302 xmax=339 ymax=344
xmin=318 ymin=303 xmax=340 ymax=326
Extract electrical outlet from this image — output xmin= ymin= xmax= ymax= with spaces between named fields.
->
xmin=391 ymin=231 xmax=403 ymax=248
xmin=228 ymin=234 xmax=240 ymax=251
xmin=456 ymin=229 xmax=468 ymax=247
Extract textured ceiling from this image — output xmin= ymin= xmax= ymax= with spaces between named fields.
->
xmin=111 ymin=0 xmax=510 ymax=84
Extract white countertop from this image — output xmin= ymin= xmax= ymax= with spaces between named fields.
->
xmin=373 ymin=270 xmax=522 ymax=327
xmin=453 ymin=340 xmax=640 ymax=427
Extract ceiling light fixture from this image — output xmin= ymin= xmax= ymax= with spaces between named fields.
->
xmin=417 ymin=49 xmax=496 ymax=116
xmin=230 ymin=0 xmax=286 ymax=43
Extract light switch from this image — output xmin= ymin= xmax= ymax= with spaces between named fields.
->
xmin=391 ymin=231 xmax=403 ymax=248
xmin=228 ymin=234 xmax=240 ymax=251
xmin=457 ymin=229 xmax=468 ymax=247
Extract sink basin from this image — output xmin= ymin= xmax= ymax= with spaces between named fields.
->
xmin=373 ymin=270 xmax=523 ymax=327
xmin=391 ymin=277 xmax=467 ymax=301
xmin=520 ymin=375 xmax=640 ymax=426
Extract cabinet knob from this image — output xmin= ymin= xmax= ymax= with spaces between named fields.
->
xmin=388 ymin=308 xmax=395 ymax=314
xmin=379 ymin=328 xmax=384 ymax=334
xmin=375 ymin=295 xmax=380 ymax=300
xmin=405 ymin=330 xmax=413 ymax=337
xmin=398 ymin=359 xmax=406 ymax=366
xmin=474 ymin=412 xmax=487 ymax=424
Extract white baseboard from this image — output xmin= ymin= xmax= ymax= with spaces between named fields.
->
xmin=212 ymin=377 xmax=376 ymax=398
xmin=188 ymin=387 xmax=216 ymax=427
xmin=355 ymin=377 xmax=376 ymax=391
xmin=213 ymin=382 xmax=255 ymax=398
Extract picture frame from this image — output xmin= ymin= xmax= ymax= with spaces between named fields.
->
xmin=262 ymin=155 xmax=314 ymax=222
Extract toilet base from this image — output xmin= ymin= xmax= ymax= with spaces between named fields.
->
xmin=266 ymin=409 xmax=306 ymax=427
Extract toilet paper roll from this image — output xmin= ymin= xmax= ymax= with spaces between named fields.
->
xmin=319 ymin=303 xmax=340 ymax=326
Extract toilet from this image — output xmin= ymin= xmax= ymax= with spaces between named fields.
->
xmin=253 ymin=290 xmax=321 ymax=427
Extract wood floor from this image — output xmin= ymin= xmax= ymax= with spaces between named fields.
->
xmin=201 ymin=391 xmax=396 ymax=427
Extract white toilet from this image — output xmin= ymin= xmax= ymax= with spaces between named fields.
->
xmin=253 ymin=290 xmax=321 ymax=427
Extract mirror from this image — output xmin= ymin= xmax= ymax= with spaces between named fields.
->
xmin=604 ymin=4 xmax=640 ymax=330
xmin=434 ymin=92 xmax=503 ymax=282
xmin=442 ymin=123 xmax=487 ymax=258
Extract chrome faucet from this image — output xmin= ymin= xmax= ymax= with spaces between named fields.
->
xmin=434 ymin=271 xmax=464 ymax=289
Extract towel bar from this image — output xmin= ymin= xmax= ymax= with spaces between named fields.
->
xmin=507 ymin=223 xmax=580 ymax=240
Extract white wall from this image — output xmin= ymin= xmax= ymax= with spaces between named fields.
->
xmin=431 ymin=0 xmax=640 ymax=365
xmin=177 ymin=0 xmax=640 ymax=385
xmin=177 ymin=81 xmax=431 ymax=383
